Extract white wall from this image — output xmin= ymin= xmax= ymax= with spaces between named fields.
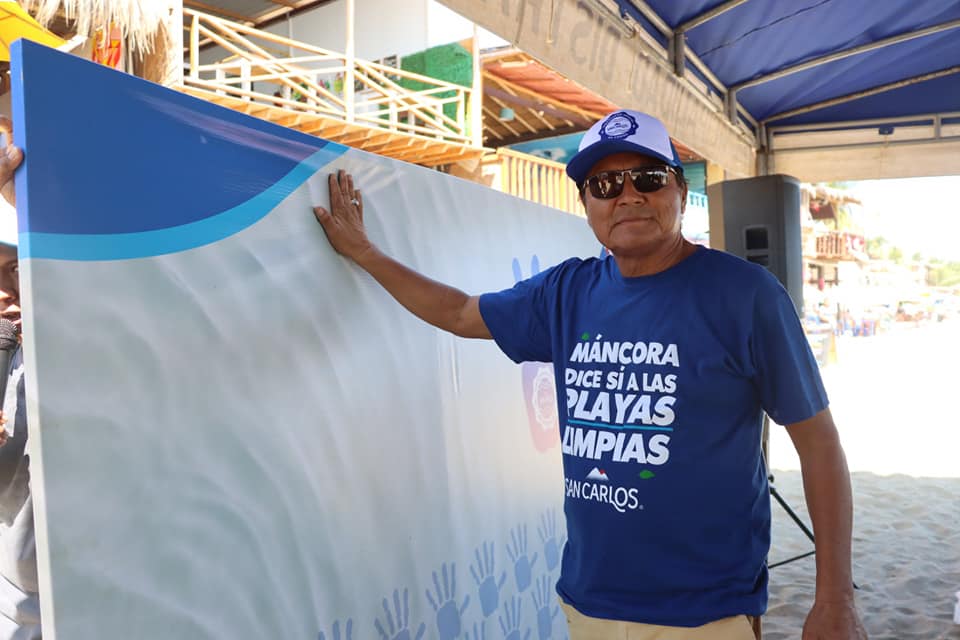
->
xmin=196 ymin=0 xmax=508 ymax=69
xmin=263 ymin=0 xmax=430 ymax=61
xmin=427 ymin=0 xmax=509 ymax=49
xmin=264 ymin=0 xmax=507 ymax=59
xmin=195 ymin=0 xmax=431 ymax=99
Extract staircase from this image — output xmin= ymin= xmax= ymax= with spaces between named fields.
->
xmin=180 ymin=9 xmax=485 ymax=167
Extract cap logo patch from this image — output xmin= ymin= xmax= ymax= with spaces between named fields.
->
xmin=599 ymin=112 xmax=638 ymax=140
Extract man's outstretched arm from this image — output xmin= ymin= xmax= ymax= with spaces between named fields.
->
xmin=785 ymin=408 xmax=867 ymax=640
xmin=313 ymin=170 xmax=491 ymax=339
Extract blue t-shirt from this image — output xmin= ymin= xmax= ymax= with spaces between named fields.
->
xmin=479 ymin=247 xmax=828 ymax=627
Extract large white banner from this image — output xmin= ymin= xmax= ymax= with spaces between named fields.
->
xmin=12 ymin=42 xmax=599 ymax=639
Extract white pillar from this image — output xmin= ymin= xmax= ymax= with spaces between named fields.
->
xmin=470 ymin=23 xmax=483 ymax=148
xmin=344 ymin=0 xmax=355 ymax=123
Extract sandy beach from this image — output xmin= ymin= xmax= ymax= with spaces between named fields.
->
xmin=764 ymin=319 xmax=960 ymax=639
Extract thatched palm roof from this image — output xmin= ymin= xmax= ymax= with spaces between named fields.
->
xmin=20 ymin=0 xmax=171 ymax=54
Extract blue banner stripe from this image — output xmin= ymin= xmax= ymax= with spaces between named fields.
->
xmin=20 ymin=146 xmax=346 ymax=261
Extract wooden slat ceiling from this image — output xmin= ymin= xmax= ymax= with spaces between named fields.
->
xmin=481 ymin=48 xmax=700 ymax=162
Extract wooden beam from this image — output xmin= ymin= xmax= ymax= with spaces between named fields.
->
xmin=482 ymin=105 xmax=521 ymax=137
xmin=363 ymin=136 xmax=424 ymax=153
xmin=394 ymin=145 xmax=475 ymax=166
xmin=481 ymin=120 xmax=506 ymax=142
xmin=243 ymin=104 xmax=271 ymax=116
xmin=299 ymin=120 xmax=352 ymax=136
xmin=483 ymin=70 xmax=605 ymax=124
xmin=274 ymin=114 xmax=304 ymax=127
xmin=183 ymin=0 xmax=254 ymax=24
xmin=485 ymin=93 xmax=538 ymax=134
xmin=338 ymin=128 xmax=394 ymax=145
xmin=485 ymin=86 xmax=591 ymax=129
xmin=392 ymin=142 xmax=453 ymax=159
xmin=253 ymin=0 xmax=331 ymax=29
xmin=493 ymin=124 xmax=586 ymax=146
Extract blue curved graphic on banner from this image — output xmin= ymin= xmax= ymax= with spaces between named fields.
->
xmin=21 ymin=146 xmax=345 ymax=261
xmin=11 ymin=40 xmax=347 ymax=243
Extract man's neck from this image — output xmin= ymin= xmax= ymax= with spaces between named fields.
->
xmin=612 ymin=238 xmax=698 ymax=278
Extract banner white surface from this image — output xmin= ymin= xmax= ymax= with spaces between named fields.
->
xmin=13 ymin=43 xmax=599 ymax=639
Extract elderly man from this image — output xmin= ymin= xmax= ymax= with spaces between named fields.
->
xmin=313 ymin=110 xmax=866 ymax=640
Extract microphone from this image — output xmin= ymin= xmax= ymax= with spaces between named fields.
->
xmin=0 ymin=318 xmax=20 ymax=412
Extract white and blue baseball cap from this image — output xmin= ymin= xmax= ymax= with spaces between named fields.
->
xmin=566 ymin=110 xmax=682 ymax=185
xmin=0 ymin=200 xmax=17 ymax=248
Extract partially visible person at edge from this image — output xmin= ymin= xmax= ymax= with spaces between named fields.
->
xmin=312 ymin=110 xmax=867 ymax=640
xmin=0 ymin=115 xmax=40 ymax=639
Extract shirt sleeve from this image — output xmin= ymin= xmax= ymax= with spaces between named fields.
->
xmin=478 ymin=266 xmax=557 ymax=364
xmin=750 ymin=277 xmax=829 ymax=425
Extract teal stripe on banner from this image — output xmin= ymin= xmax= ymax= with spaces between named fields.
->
xmin=21 ymin=145 xmax=346 ymax=261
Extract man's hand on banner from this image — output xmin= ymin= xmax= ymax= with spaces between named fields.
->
xmin=313 ymin=169 xmax=373 ymax=263
xmin=0 ymin=116 xmax=22 ymax=208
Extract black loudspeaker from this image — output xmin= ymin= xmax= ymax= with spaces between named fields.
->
xmin=706 ymin=174 xmax=803 ymax=313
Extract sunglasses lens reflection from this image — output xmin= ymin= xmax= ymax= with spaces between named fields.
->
xmin=586 ymin=168 xmax=671 ymax=199
xmin=636 ymin=171 xmax=669 ymax=192
xmin=594 ymin=174 xmax=621 ymax=198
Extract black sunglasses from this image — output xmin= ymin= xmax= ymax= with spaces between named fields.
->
xmin=580 ymin=166 xmax=678 ymax=199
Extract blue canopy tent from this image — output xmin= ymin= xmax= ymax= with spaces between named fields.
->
xmin=608 ymin=0 xmax=960 ymax=180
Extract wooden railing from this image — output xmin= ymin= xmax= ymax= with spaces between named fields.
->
xmin=814 ymin=230 xmax=866 ymax=260
xmin=182 ymin=9 xmax=480 ymax=146
xmin=687 ymin=191 xmax=708 ymax=210
xmin=481 ymin=149 xmax=585 ymax=215
xmin=482 ymin=149 xmax=711 ymax=217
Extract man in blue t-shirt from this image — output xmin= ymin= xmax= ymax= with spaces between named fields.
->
xmin=313 ymin=110 xmax=866 ymax=640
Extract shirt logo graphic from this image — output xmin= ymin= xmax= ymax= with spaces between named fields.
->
xmin=565 ymin=469 xmax=642 ymax=513
xmin=585 ymin=467 xmax=608 ymax=481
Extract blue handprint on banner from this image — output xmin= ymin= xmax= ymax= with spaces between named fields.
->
xmin=374 ymin=589 xmax=425 ymax=640
xmin=464 ymin=620 xmax=487 ymax=640
xmin=425 ymin=562 xmax=470 ymax=640
xmin=531 ymin=576 xmax=559 ymax=640
xmin=318 ymin=619 xmax=353 ymax=640
xmin=470 ymin=541 xmax=508 ymax=618
xmin=506 ymin=525 xmax=539 ymax=593
xmin=537 ymin=510 xmax=561 ymax=573
xmin=498 ymin=596 xmax=532 ymax=640
xmin=510 ymin=255 xmax=540 ymax=284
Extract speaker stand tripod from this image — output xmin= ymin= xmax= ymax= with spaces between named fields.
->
xmin=763 ymin=414 xmax=817 ymax=569
xmin=762 ymin=415 xmax=859 ymax=588
xmin=767 ymin=472 xmax=817 ymax=569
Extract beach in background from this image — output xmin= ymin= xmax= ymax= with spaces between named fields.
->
xmin=766 ymin=319 xmax=960 ymax=639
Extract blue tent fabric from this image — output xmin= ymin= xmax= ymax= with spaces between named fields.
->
xmin=616 ymin=0 xmax=960 ymax=127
